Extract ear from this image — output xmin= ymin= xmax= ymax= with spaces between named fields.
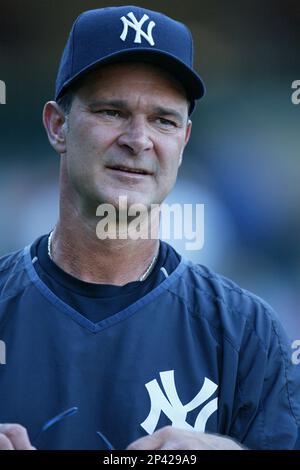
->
xmin=179 ymin=119 xmax=192 ymax=167
xmin=42 ymin=101 xmax=68 ymax=155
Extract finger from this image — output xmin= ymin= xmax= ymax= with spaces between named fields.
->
xmin=160 ymin=441 xmax=198 ymax=450
xmin=127 ymin=426 xmax=172 ymax=450
xmin=160 ymin=442 xmax=179 ymax=450
xmin=127 ymin=434 xmax=161 ymax=450
xmin=0 ymin=424 xmax=34 ymax=450
xmin=160 ymin=438 xmax=209 ymax=450
xmin=0 ymin=433 xmax=14 ymax=450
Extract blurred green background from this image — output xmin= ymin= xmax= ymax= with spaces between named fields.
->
xmin=0 ymin=0 xmax=299 ymax=337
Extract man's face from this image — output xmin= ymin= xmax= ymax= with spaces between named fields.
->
xmin=61 ymin=62 xmax=191 ymax=211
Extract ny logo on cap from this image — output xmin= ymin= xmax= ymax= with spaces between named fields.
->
xmin=120 ymin=12 xmax=156 ymax=46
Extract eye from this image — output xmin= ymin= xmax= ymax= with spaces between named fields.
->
xmin=96 ymin=109 xmax=122 ymax=118
xmin=156 ymin=117 xmax=177 ymax=128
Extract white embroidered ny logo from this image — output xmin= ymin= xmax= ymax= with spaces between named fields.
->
xmin=141 ymin=370 xmax=218 ymax=434
xmin=120 ymin=12 xmax=156 ymax=46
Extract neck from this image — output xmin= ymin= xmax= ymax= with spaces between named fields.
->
xmin=51 ymin=208 xmax=160 ymax=287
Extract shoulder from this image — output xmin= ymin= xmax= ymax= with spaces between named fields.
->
xmin=169 ymin=259 xmax=289 ymax=353
xmin=0 ymin=246 xmax=30 ymax=299
xmin=0 ymin=248 xmax=24 ymax=279
xmin=173 ymin=260 xmax=300 ymax=427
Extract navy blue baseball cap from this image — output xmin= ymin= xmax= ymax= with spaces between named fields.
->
xmin=55 ymin=6 xmax=206 ymax=114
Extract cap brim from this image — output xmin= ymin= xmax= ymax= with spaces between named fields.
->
xmin=55 ymin=48 xmax=205 ymax=108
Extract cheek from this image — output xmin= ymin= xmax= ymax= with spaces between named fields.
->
xmin=66 ymin=123 xmax=112 ymax=167
xmin=157 ymin=138 xmax=183 ymax=178
xmin=154 ymin=152 xmax=181 ymax=201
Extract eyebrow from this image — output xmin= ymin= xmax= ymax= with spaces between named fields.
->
xmin=88 ymin=99 xmax=185 ymax=123
xmin=152 ymin=106 xmax=184 ymax=123
xmin=88 ymin=99 xmax=127 ymax=110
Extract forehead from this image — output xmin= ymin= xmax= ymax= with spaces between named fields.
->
xmin=76 ymin=62 xmax=188 ymax=108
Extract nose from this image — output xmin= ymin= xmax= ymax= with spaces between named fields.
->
xmin=117 ymin=116 xmax=153 ymax=155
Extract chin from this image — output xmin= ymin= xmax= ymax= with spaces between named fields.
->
xmin=99 ymin=192 xmax=149 ymax=209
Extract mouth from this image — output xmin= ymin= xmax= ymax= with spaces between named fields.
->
xmin=106 ymin=166 xmax=151 ymax=176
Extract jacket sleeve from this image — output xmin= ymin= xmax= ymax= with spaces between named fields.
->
xmin=229 ymin=302 xmax=300 ymax=450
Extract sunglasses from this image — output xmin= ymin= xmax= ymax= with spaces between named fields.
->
xmin=33 ymin=406 xmax=115 ymax=450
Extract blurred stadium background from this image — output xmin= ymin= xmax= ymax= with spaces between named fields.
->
xmin=0 ymin=0 xmax=299 ymax=339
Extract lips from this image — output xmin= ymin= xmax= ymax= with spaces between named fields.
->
xmin=107 ymin=165 xmax=151 ymax=175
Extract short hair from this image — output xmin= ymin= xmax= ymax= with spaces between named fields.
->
xmin=56 ymin=75 xmax=85 ymax=114
xmin=56 ymin=87 xmax=75 ymax=115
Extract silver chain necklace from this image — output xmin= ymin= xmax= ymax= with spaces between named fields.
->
xmin=47 ymin=231 xmax=158 ymax=282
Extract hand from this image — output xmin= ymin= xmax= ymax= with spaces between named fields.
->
xmin=0 ymin=424 xmax=36 ymax=450
xmin=126 ymin=426 xmax=245 ymax=450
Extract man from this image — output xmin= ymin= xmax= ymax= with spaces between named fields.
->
xmin=0 ymin=5 xmax=299 ymax=450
